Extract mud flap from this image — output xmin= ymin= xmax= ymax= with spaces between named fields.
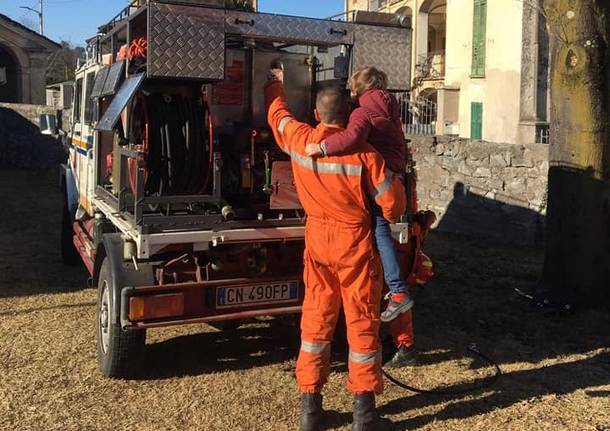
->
xmin=99 ymin=233 xmax=154 ymax=327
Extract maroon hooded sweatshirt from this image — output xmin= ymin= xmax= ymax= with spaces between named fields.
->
xmin=321 ymin=89 xmax=406 ymax=174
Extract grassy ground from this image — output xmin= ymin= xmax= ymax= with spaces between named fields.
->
xmin=1 ymin=169 xmax=609 ymax=431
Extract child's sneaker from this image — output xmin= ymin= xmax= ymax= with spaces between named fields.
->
xmin=380 ymin=292 xmax=414 ymax=322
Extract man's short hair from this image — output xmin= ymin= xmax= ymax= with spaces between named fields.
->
xmin=316 ymin=86 xmax=348 ymax=125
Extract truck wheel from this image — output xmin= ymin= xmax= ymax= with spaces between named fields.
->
xmin=96 ymin=259 xmax=146 ymax=378
xmin=61 ymin=195 xmax=80 ymax=265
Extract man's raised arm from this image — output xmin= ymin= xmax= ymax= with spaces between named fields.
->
xmin=264 ymin=75 xmax=315 ymax=155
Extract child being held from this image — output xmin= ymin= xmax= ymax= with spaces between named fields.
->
xmin=306 ymin=66 xmax=413 ymax=322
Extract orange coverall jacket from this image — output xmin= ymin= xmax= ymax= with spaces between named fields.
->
xmin=265 ymin=80 xmax=406 ymax=394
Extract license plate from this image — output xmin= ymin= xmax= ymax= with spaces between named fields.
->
xmin=216 ymin=281 xmax=299 ymax=309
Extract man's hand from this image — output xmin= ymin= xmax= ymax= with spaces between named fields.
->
xmin=305 ymin=144 xmax=324 ymax=158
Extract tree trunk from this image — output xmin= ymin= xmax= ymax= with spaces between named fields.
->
xmin=541 ymin=0 xmax=610 ymax=304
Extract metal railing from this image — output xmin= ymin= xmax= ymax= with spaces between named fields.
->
xmin=394 ymin=92 xmax=438 ymax=136
xmin=327 ymin=10 xmax=357 ymax=22
xmin=368 ymin=0 xmax=403 ymax=11
xmin=536 ymin=124 xmax=550 ymax=145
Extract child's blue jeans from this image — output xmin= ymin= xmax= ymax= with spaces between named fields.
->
xmin=372 ymin=214 xmax=408 ymax=296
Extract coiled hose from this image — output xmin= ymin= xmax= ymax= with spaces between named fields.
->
xmin=145 ymin=94 xmax=210 ymax=196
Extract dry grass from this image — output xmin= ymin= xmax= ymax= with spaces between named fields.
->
xmin=1 ymin=169 xmax=609 ymax=431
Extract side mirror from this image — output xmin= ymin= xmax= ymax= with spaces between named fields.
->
xmin=40 ymin=114 xmax=58 ymax=136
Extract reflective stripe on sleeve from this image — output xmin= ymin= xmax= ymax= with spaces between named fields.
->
xmin=285 ymin=147 xmax=362 ymax=177
xmin=373 ymin=169 xmax=395 ymax=199
xmin=301 ymin=340 xmax=330 ymax=355
xmin=349 ymin=350 xmax=382 ymax=364
xmin=278 ymin=116 xmax=294 ymax=135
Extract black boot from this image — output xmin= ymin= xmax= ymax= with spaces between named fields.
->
xmin=384 ymin=345 xmax=417 ymax=369
xmin=300 ymin=393 xmax=323 ymax=431
xmin=352 ymin=393 xmax=393 ymax=431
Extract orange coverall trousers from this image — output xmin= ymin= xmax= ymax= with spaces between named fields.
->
xmin=390 ymin=310 xmax=414 ymax=348
xmin=296 ymin=217 xmax=384 ymax=395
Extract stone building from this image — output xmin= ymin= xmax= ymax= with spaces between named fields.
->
xmin=345 ymin=0 xmax=550 ymax=146
xmin=0 ymin=14 xmax=60 ymax=104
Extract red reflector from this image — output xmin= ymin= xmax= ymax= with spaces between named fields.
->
xmin=129 ymin=293 xmax=185 ymax=322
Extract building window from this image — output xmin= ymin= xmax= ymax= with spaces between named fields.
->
xmin=471 ymin=102 xmax=483 ymax=140
xmin=74 ymin=78 xmax=83 ymax=124
xmin=471 ymin=0 xmax=487 ymax=77
xmin=84 ymin=72 xmax=96 ymax=125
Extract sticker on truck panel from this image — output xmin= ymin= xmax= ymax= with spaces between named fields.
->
xmin=216 ymin=282 xmax=299 ymax=309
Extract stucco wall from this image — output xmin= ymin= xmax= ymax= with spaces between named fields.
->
xmin=444 ymin=0 xmax=523 ymax=144
xmin=411 ymin=135 xmax=548 ymax=245
xmin=0 ymin=18 xmax=58 ymax=104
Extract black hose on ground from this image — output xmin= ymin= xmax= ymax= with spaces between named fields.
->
xmin=382 ymin=344 xmax=502 ymax=395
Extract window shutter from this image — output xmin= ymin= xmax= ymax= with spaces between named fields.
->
xmin=471 ymin=0 xmax=487 ymax=76
xmin=471 ymin=102 xmax=483 ymax=140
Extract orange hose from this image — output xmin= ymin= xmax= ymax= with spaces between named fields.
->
xmin=128 ymin=37 xmax=148 ymax=60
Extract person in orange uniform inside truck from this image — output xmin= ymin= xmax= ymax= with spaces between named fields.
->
xmin=265 ymin=65 xmax=406 ymax=431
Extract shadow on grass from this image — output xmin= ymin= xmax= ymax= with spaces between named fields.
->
xmin=0 ymin=169 xmax=88 ymax=299
xmin=136 ymin=320 xmax=302 ymax=380
xmin=3 ymin=169 xmax=609 ymax=430
xmin=381 ymin=351 xmax=610 ymax=430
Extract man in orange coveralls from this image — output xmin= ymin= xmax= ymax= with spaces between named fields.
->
xmin=265 ymin=67 xmax=405 ymax=431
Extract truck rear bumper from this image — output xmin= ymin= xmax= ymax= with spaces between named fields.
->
xmin=120 ymin=277 xmax=303 ymax=330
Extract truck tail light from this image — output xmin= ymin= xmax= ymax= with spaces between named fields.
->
xmin=129 ymin=293 xmax=185 ymax=322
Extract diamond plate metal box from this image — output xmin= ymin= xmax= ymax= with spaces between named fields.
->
xmin=148 ymin=2 xmax=226 ymax=80
xmin=352 ymin=24 xmax=412 ymax=91
xmin=226 ymin=11 xmax=354 ymax=46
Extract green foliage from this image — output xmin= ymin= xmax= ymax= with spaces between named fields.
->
xmin=46 ymin=41 xmax=85 ymax=85
xmin=226 ymin=0 xmax=255 ymax=12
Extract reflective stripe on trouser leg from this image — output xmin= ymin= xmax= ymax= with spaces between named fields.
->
xmin=296 ymin=248 xmax=341 ymax=394
xmin=297 ymin=340 xmax=331 ymax=393
xmin=348 ymin=349 xmax=383 ymax=394
xmin=337 ymin=234 xmax=384 ymax=395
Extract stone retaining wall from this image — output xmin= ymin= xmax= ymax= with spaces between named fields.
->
xmin=410 ymin=135 xmax=549 ymax=245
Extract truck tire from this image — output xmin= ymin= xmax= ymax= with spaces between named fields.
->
xmin=96 ymin=259 xmax=146 ymax=378
xmin=61 ymin=195 xmax=80 ymax=265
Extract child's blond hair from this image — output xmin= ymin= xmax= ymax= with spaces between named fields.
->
xmin=349 ymin=66 xmax=389 ymax=97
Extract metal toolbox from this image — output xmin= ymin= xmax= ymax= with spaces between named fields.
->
xmin=147 ymin=2 xmax=226 ymax=80
xmin=352 ymin=23 xmax=412 ymax=90
xmin=225 ymin=11 xmax=354 ymax=45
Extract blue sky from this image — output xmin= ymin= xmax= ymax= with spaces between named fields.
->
xmin=0 ymin=0 xmax=344 ymax=46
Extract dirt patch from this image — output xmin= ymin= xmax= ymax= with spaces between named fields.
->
xmin=1 ymin=169 xmax=609 ymax=431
